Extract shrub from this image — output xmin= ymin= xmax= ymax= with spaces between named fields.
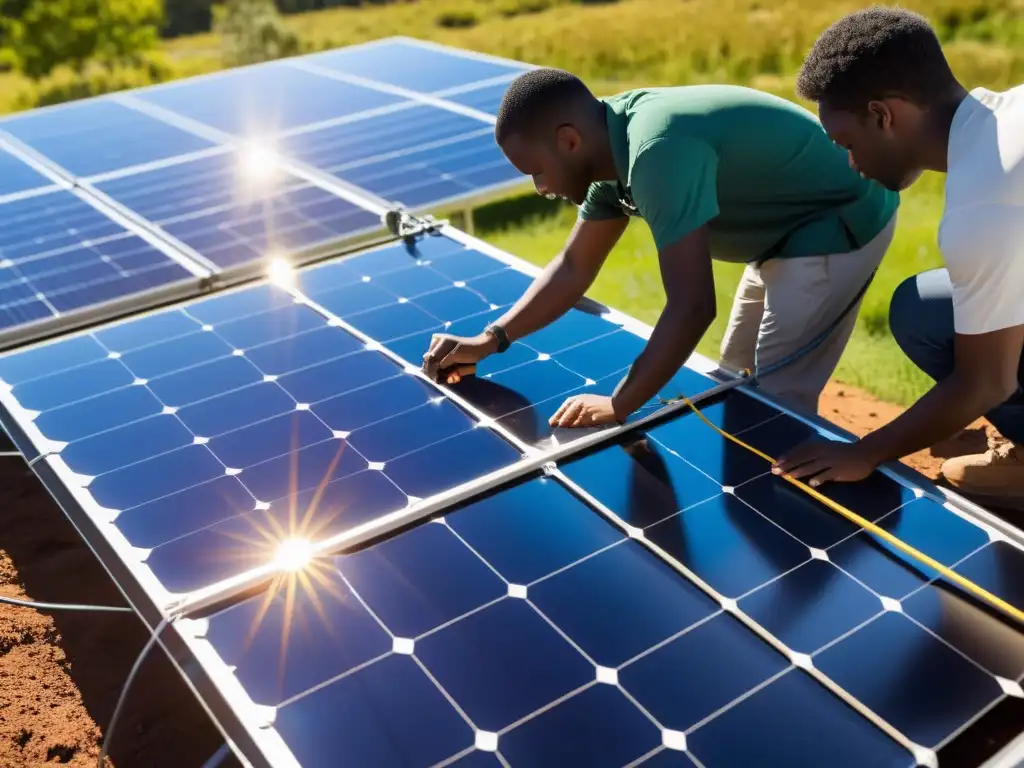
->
xmin=213 ymin=0 xmax=301 ymax=66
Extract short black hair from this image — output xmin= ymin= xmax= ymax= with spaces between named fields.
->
xmin=495 ymin=67 xmax=596 ymax=144
xmin=797 ymin=6 xmax=958 ymax=110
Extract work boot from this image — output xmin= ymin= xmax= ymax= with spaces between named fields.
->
xmin=941 ymin=435 xmax=1024 ymax=511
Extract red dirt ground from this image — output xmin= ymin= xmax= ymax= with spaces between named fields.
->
xmin=0 ymin=381 xmax=1007 ymax=766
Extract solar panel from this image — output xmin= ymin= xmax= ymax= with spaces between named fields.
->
xmin=0 ymin=38 xmax=536 ymax=346
xmin=175 ymin=394 xmax=1024 ymax=768
xmin=0 ymin=188 xmax=205 ymax=346
xmin=3 ymin=224 xmax=1024 ymax=768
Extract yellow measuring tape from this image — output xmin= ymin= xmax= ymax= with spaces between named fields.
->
xmin=679 ymin=396 xmax=1024 ymax=627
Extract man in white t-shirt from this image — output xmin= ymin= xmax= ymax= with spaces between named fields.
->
xmin=773 ymin=7 xmax=1024 ymax=510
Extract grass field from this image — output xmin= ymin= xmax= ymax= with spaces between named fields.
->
xmin=4 ymin=0 xmax=1023 ymax=405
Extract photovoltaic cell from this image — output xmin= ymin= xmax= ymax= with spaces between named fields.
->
xmin=0 ymin=98 xmax=216 ymax=177
xmin=135 ymin=64 xmax=406 ymax=137
xmin=303 ymin=39 xmax=527 ymax=93
xmin=280 ymin=105 xmax=520 ymax=209
xmin=442 ymin=82 xmax=512 ymax=115
xmin=95 ymin=151 xmax=381 ymax=269
xmin=0 ymin=149 xmax=53 ymax=197
xmin=0 ymin=190 xmax=193 ymax=335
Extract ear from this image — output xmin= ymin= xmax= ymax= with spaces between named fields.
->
xmin=866 ymin=99 xmax=894 ymax=131
xmin=554 ymin=124 xmax=582 ymax=153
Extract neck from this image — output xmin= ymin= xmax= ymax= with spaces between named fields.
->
xmin=588 ymin=100 xmax=619 ymax=182
xmin=917 ymin=84 xmax=970 ymax=173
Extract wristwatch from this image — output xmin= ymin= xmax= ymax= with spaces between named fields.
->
xmin=485 ymin=324 xmax=510 ymax=353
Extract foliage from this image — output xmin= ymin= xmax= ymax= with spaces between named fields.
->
xmin=0 ymin=0 xmax=162 ymax=79
xmin=13 ymin=53 xmax=176 ymax=109
xmin=213 ymin=0 xmax=301 ymax=65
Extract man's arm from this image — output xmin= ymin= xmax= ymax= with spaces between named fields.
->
xmin=611 ymin=225 xmax=716 ymax=417
xmin=493 ymin=215 xmax=628 ymax=343
xmin=422 ymin=215 xmax=626 ymax=380
xmin=859 ymin=326 xmax=1023 ymax=461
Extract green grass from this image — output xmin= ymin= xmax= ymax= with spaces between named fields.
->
xmin=3 ymin=0 xmax=1021 ymax=405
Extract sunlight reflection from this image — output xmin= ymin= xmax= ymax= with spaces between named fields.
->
xmin=267 ymin=256 xmax=295 ymax=288
xmin=273 ymin=537 xmax=313 ymax=572
xmin=239 ymin=140 xmax=279 ymax=184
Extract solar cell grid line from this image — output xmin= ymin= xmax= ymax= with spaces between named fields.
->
xmin=0 ymin=145 xmax=59 ymax=199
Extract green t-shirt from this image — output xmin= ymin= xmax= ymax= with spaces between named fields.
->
xmin=579 ymin=85 xmax=900 ymax=261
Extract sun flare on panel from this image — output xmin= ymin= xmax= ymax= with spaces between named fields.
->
xmin=211 ymin=431 xmax=367 ymax=699
xmin=239 ymin=140 xmax=280 ymax=184
xmin=267 ymin=255 xmax=296 ymax=289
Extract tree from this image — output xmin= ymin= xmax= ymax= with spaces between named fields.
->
xmin=0 ymin=0 xmax=162 ymax=79
xmin=213 ymin=0 xmax=301 ymax=66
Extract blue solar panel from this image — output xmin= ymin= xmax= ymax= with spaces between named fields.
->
xmin=303 ymin=38 xmax=527 ymax=93
xmin=0 ymin=99 xmax=217 ymax=177
xmin=135 ymin=64 xmax=406 ymax=137
xmin=94 ymin=150 xmax=381 ymax=270
xmin=279 ymin=104 xmax=519 ymax=209
xmin=0 ymin=149 xmax=54 ymax=197
xmin=442 ymin=82 xmax=512 ymax=115
xmin=4 ymin=227 xmax=1024 ymax=767
xmin=0 ymin=190 xmax=195 ymax=337
xmin=185 ymin=427 xmax=1024 ymax=768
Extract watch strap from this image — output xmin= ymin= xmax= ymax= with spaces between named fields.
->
xmin=485 ymin=324 xmax=510 ymax=353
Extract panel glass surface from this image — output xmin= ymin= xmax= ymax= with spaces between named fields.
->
xmin=95 ymin=151 xmax=381 ymax=269
xmin=296 ymin=234 xmax=719 ymax=447
xmin=0 ymin=99 xmax=216 ymax=177
xmin=0 ymin=190 xmax=193 ymax=334
xmin=0 ymin=279 xmax=523 ymax=596
xmin=136 ymin=63 xmax=405 ymax=137
xmin=304 ymin=39 xmax=527 ymax=93
xmin=443 ymin=82 xmax=512 ymax=115
xmin=194 ymin=473 xmax=921 ymax=768
xmin=0 ymin=149 xmax=54 ymax=197
xmin=280 ymin=104 xmax=520 ymax=209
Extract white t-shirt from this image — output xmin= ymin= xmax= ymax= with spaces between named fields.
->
xmin=939 ymin=85 xmax=1024 ymax=335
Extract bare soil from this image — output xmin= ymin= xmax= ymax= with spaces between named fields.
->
xmin=0 ymin=382 xmax=1008 ymax=767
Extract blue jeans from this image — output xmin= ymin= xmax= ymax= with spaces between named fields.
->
xmin=889 ymin=269 xmax=1024 ymax=445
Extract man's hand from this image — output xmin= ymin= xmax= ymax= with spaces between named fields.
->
xmin=422 ymin=332 xmax=497 ymax=384
xmin=772 ymin=439 xmax=880 ymax=487
xmin=549 ymin=394 xmax=622 ymax=428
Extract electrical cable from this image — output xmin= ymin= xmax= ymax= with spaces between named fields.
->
xmin=0 ymin=594 xmax=133 ymax=613
xmin=98 ymin=617 xmax=173 ymax=768
xmin=679 ymin=395 xmax=1024 ymax=627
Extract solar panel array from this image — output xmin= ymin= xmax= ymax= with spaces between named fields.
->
xmin=0 ymin=37 xmax=527 ymax=349
xmin=1 ymin=36 xmax=1024 ymax=768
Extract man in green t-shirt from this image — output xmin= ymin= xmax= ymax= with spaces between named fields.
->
xmin=421 ymin=68 xmax=900 ymax=427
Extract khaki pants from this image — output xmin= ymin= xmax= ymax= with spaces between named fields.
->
xmin=719 ymin=213 xmax=898 ymax=416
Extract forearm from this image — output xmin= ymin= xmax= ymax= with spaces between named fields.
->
xmin=859 ymin=371 xmax=1007 ymax=464
xmin=493 ymin=251 xmax=594 ymax=342
xmin=611 ymin=303 xmax=713 ymax=417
